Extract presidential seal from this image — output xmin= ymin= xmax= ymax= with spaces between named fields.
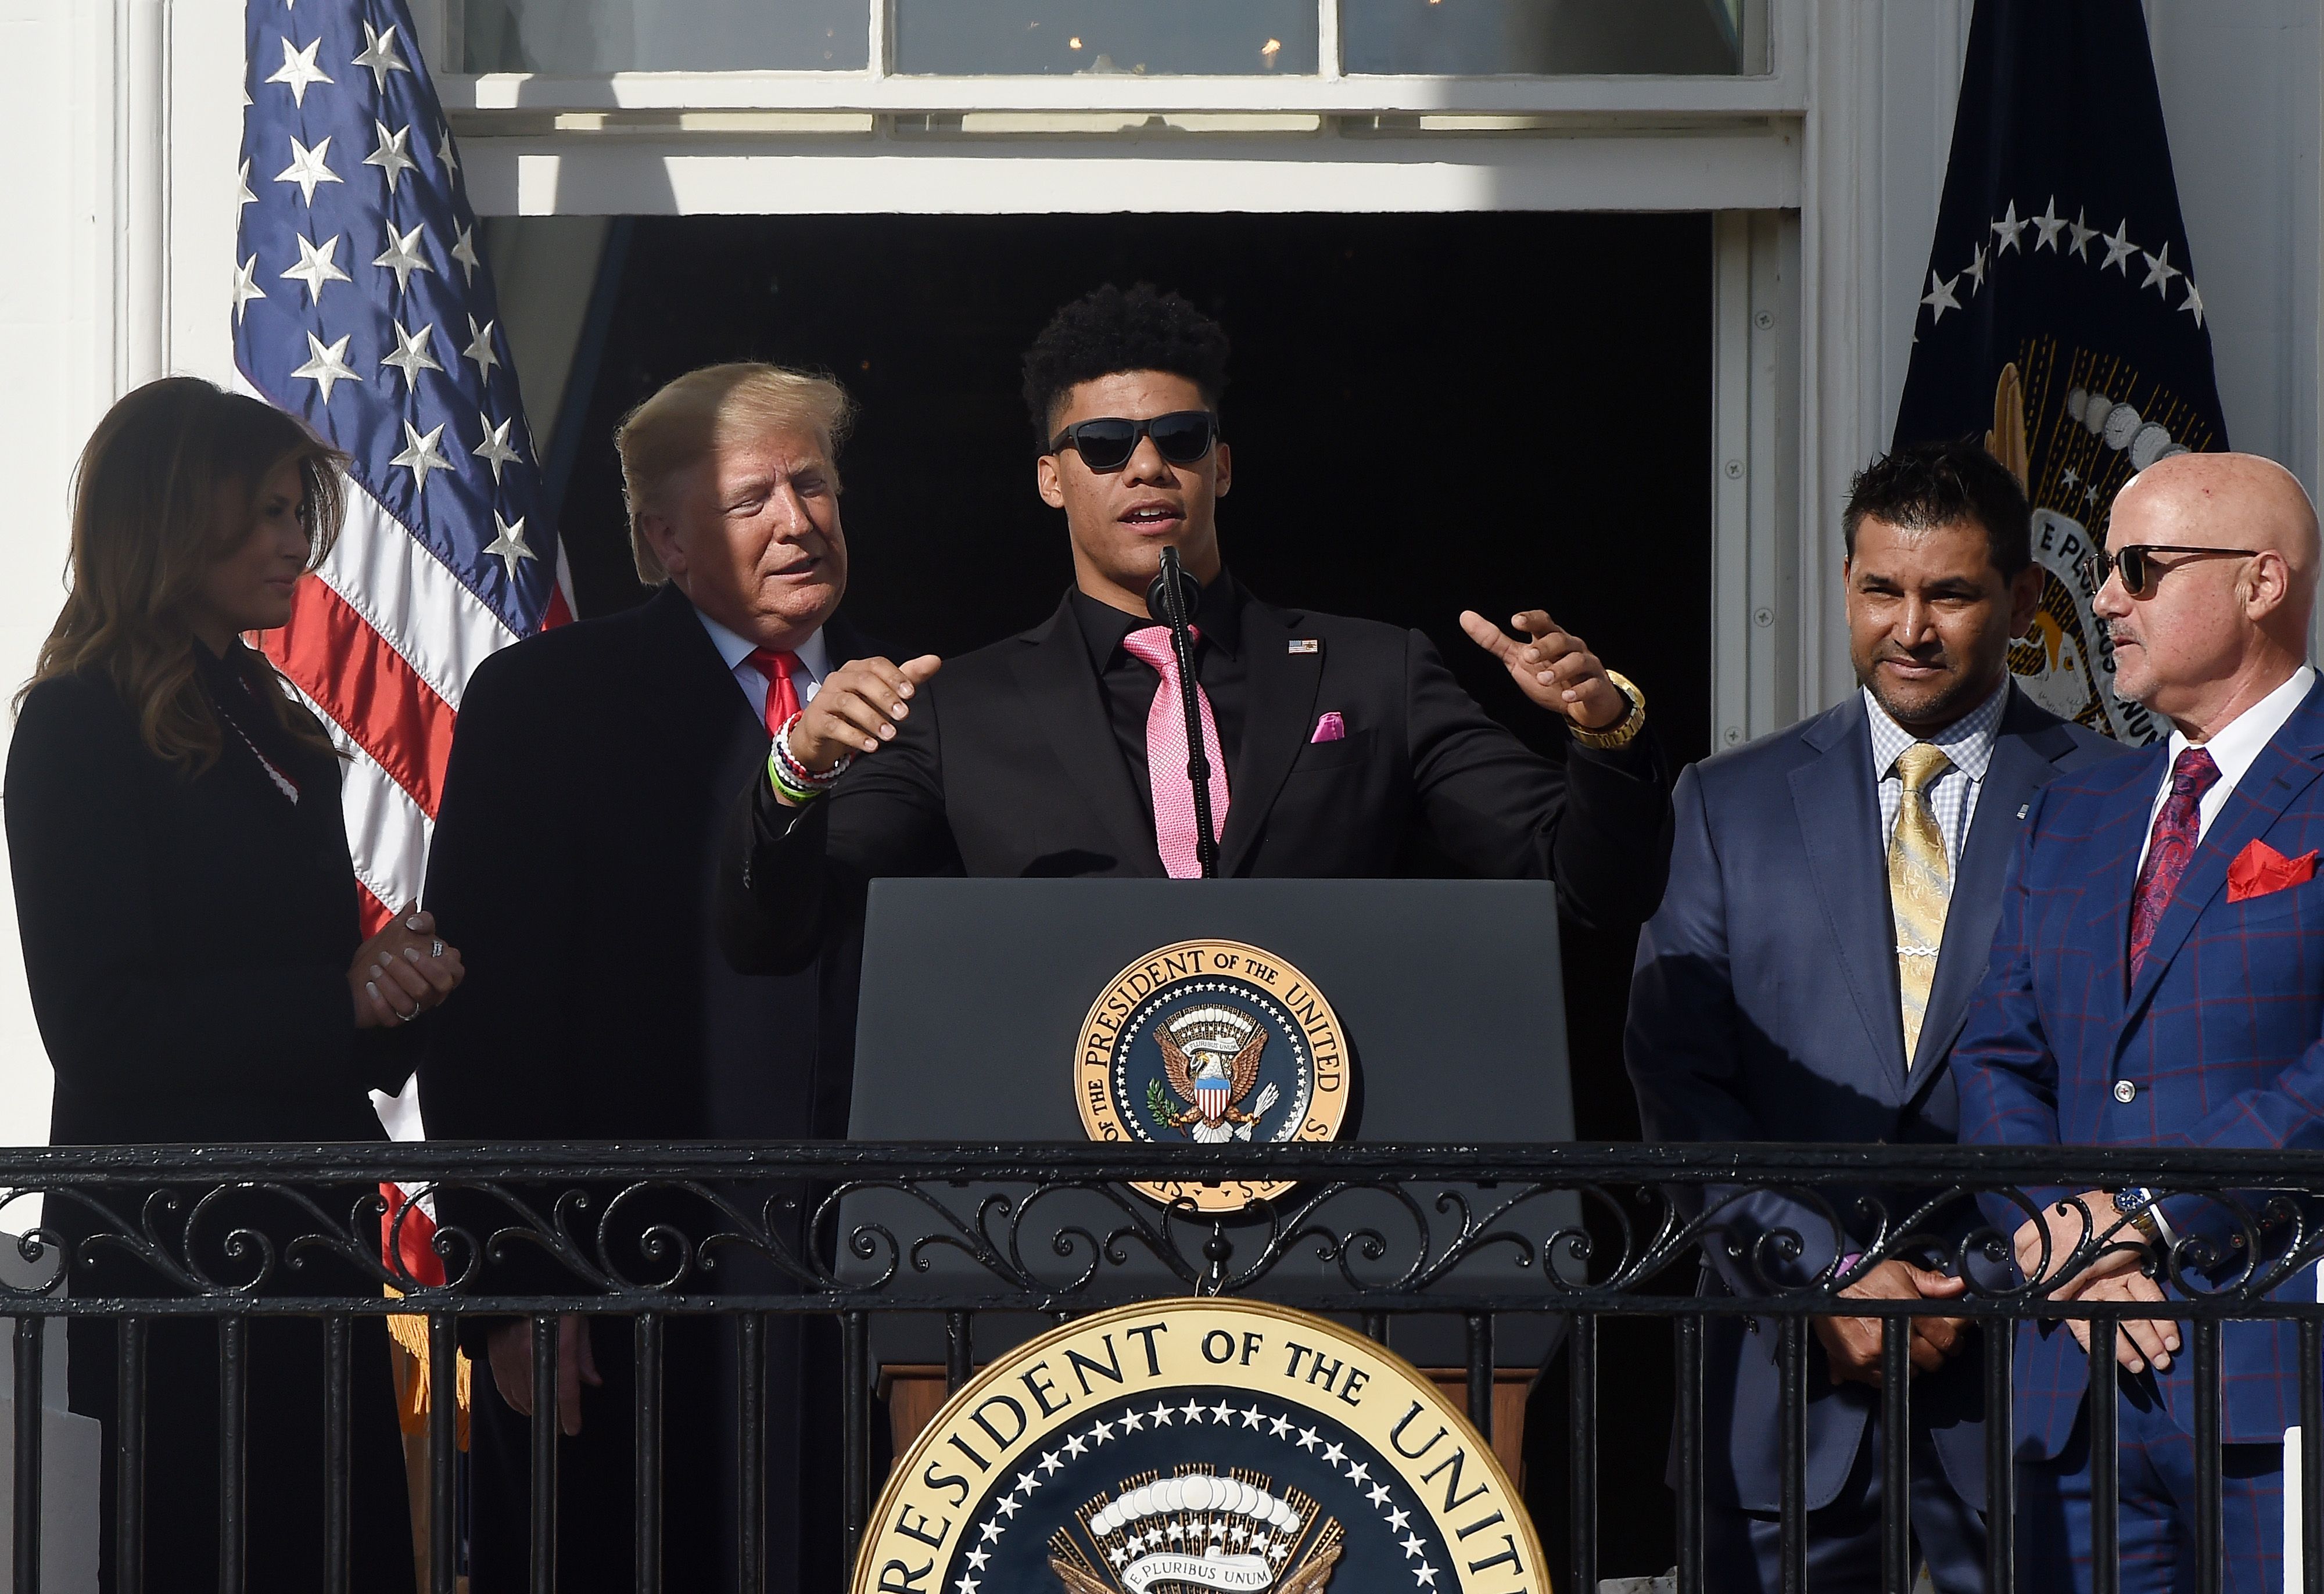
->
xmin=1076 ymin=940 xmax=1349 ymax=1214
xmin=854 ymin=1299 xmax=1544 ymax=1594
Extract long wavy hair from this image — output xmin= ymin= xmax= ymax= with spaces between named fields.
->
xmin=21 ymin=378 xmax=347 ymax=774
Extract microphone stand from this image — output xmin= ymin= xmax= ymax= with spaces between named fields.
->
xmin=1149 ymin=546 xmax=1218 ymax=879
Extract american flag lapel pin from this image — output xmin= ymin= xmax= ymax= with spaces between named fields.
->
xmin=1287 ymin=639 xmax=1319 ymax=655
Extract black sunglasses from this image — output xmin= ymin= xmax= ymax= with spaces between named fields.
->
xmin=1048 ymin=411 xmax=1218 ymax=472
xmin=2082 ymin=543 xmax=2260 ymax=597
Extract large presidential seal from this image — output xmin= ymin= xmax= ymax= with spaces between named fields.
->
xmin=854 ymin=1299 xmax=1544 ymax=1594
xmin=1076 ymin=940 xmax=1349 ymax=1214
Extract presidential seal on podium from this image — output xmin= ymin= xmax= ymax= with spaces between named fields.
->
xmin=1074 ymin=940 xmax=1350 ymax=1212
xmin=853 ymin=1298 xmax=1544 ymax=1594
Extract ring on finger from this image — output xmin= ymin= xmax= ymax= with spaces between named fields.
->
xmin=431 ymin=939 xmax=444 ymax=958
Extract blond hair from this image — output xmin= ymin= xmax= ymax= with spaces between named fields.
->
xmin=22 ymin=377 xmax=345 ymax=773
xmin=614 ymin=362 xmax=856 ymax=584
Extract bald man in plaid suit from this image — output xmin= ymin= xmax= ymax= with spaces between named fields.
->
xmin=1954 ymin=453 xmax=2324 ymax=1590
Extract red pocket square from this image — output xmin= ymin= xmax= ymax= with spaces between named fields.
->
xmin=2228 ymin=838 xmax=2319 ymax=902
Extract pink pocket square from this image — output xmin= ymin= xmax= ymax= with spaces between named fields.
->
xmin=2228 ymin=838 xmax=2319 ymax=902
xmin=1310 ymin=712 xmax=1347 ymax=744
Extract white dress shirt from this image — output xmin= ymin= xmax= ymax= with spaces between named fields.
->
xmin=692 ymin=606 xmax=831 ymax=724
xmin=2136 ymin=663 xmax=2317 ymax=873
xmin=1864 ymin=677 xmax=2012 ymax=876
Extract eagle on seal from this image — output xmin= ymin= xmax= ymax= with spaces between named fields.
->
xmin=1157 ymin=1029 xmax=1278 ymax=1142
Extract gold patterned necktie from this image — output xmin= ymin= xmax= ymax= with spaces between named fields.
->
xmin=1889 ymin=742 xmax=1954 ymax=1066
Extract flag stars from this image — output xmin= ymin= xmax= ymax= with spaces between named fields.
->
xmin=2033 ymin=194 xmax=2068 ymax=252
xmin=265 ymin=35 xmax=333 ymax=107
xmin=381 ymin=321 xmax=443 ymax=392
xmin=2067 ymin=207 xmax=2099 ymax=261
xmin=1963 ymin=244 xmax=1989 ymax=293
xmin=485 ymin=514 xmax=537 ymax=577
xmin=274 ymin=135 xmax=342 ymax=206
xmin=463 ymin=315 xmax=501 ymax=382
xmin=1921 ymin=270 xmax=1962 ymax=323
xmin=231 ymin=255 xmax=266 ymax=324
xmin=352 ymin=23 xmax=411 ymax=92
xmin=1991 ymin=199 xmax=2029 ymax=255
xmin=450 ymin=225 xmax=481 ymax=285
xmin=2182 ymin=282 xmax=2207 ymax=328
xmin=375 ymin=224 xmax=434 ymax=295
xmin=390 ymin=421 xmax=454 ymax=496
xmin=280 ymin=232 xmax=351 ymax=305
xmin=236 ymin=159 xmax=257 ymax=212
xmin=365 ymin=121 xmax=419 ymax=193
xmin=2140 ymin=242 xmax=2182 ymax=297
xmin=437 ymin=127 xmax=462 ymax=179
xmin=2100 ymin=218 xmax=2140 ymax=274
xmin=290 ymin=330 xmax=362 ymax=405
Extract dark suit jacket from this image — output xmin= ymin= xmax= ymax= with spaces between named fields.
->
xmin=721 ymin=584 xmax=1672 ymax=970
xmin=1626 ymin=684 xmax=2126 ymax=1512
xmin=422 ymin=582 xmax=871 ymax=1155
xmin=1957 ymin=677 xmax=2324 ymax=1457
xmin=5 ymin=665 xmax=416 ymax=1593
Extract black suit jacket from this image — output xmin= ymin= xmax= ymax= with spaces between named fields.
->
xmin=723 ymin=585 xmax=1671 ymax=972
xmin=7 ymin=670 xmax=399 ymax=1146
xmin=422 ymin=581 xmax=873 ymax=1153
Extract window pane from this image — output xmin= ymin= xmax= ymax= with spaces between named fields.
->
xmin=894 ymin=1 xmax=1317 ymax=76
xmin=1344 ymin=0 xmax=1764 ymax=75
xmin=464 ymin=0 xmax=869 ymax=72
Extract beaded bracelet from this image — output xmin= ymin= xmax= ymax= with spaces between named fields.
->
xmin=768 ymin=710 xmax=852 ymax=803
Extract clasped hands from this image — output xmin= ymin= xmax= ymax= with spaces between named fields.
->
xmin=346 ymin=903 xmax=465 ymax=1028
xmin=2012 ymin=1191 xmax=2182 ymax=1376
xmin=1812 ymin=1259 xmax=1970 ymax=1390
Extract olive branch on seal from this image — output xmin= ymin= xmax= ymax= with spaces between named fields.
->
xmin=1144 ymin=1078 xmax=1175 ymax=1132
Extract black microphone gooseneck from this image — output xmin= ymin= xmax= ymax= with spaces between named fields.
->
xmin=1146 ymin=546 xmax=1217 ymax=878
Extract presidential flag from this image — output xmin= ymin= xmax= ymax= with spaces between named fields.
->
xmin=1892 ymin=0 xmax=2226 ymax=746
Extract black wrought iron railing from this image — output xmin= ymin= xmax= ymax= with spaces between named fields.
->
xmin=6 ymin=1141 xmax=2324 ymax=1594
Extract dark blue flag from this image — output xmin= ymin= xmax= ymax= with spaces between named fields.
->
xmin=1893 ymin=0 xmax=2226 ymax=746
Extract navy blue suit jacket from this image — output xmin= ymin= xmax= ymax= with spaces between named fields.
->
xmin=1627 ymin=685 xmax=2125 ymax=1512
xmin=1956 ymin=676 xmax=2324 ymax=1456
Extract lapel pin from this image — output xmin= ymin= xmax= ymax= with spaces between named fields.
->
xmin=1287 ymin=639 xmax=1319 ymax=655
xmin=2017 ymin=804 xmax=2029 ymax=819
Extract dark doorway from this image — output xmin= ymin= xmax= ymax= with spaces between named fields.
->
xmin=558 ymin=210 xmax=1713 ymax=1575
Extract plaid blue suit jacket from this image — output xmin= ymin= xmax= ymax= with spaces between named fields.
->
xmin=1954 ymin=676 xmax=2324 ymax=1457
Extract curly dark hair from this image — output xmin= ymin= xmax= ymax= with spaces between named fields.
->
xmin=1020 ymin=283 xmax=1232 ymax=448
xmin=1844 ymin=438 xmax=2033 ymax=578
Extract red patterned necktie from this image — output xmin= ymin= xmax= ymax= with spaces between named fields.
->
xmin=745 ymin=648 xmax=804 ymax=739
xmin=2128 ymin=745 xmax=2221 ymax=978
xmin=1121 ymin=626 xmax=1231 ymax=878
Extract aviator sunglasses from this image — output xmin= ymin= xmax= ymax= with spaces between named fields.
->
xmin=2081 ymin=543 xmax=2260 ymax=598
xmin=1048 ymin=410 xmax=1218 ymax=472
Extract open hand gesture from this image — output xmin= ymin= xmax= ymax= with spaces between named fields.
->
xmin=1458 ymin=609 xmax=1630 ymax=732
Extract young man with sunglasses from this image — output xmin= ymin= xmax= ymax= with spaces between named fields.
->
xmin=1953 ymin=451 xmax=2324 ymax=1589
xmin=719 ymin=283 xmax=1672 ymax=969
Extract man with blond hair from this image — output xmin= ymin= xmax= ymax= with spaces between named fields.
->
xmin=421 ymin=362 xmax=879 ymax=1591
xmin=1954 ymin=453 xmax=2324 ymax=1589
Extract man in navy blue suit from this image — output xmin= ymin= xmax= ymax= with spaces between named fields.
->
xmin=1954 ymin=453 xmax=2324 ymax=1591
xmin=1628 ymin=440 xmax=2126 ymax=1591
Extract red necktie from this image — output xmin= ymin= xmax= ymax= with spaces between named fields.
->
xmin=1121 ymin=626 xmax=1231 ymax=879
xmin=745 ymin=648 xmax=804 ymax=740
xmin=2128 ymin=745 xmax=2221 ymax=978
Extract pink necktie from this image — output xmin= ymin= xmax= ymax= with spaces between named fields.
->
xmin=2128 ymin=745 xmax=2221 ymax=979
xmin=1121 ymin=626 xmax=1231 ymax=878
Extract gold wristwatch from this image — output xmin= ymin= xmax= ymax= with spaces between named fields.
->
xmin=1569 ymin=669 xmax=1647 ymax=749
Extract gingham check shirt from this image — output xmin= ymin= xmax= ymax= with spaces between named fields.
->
xmin=1864 ymin=678 xmax=2011 ymax=875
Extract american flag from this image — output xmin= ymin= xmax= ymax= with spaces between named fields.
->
xmin=235 ymin=0 xmax=571 ymax=1298
xmin=235 ymin=0 xmax=571 ymax=942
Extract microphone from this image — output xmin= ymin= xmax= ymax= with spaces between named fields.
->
xmin=1146 ymin=547 xmax=1218 ymax=879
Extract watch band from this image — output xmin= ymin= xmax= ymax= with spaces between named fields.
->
xmin=1569 ymin=669 xmax=1647 ymax=749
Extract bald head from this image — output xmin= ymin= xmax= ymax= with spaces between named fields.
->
xmin=2096 ymin=451 xmax=2320 ymax=739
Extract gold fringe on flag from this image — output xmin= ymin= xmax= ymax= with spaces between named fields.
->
xmin=384 ymin=1286 xmax=472 ymax=1450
